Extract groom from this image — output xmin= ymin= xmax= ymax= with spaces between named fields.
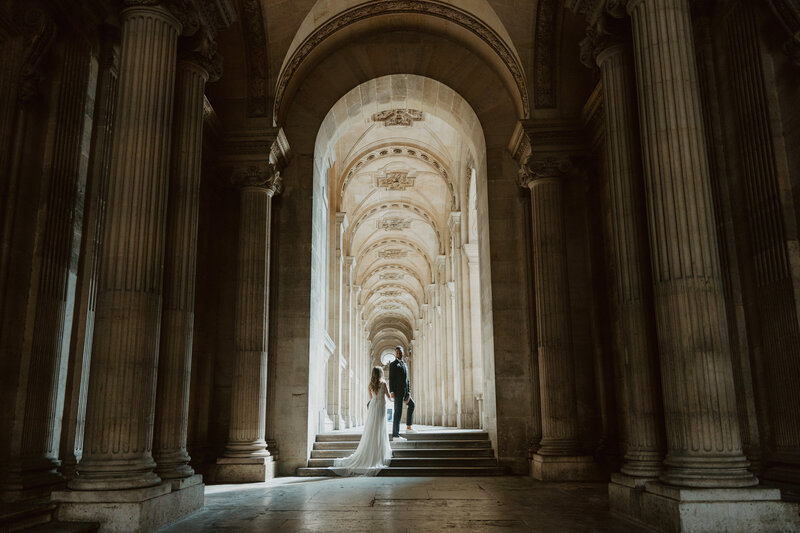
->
xmin=389 ymin=345 xmax=415 ymax=440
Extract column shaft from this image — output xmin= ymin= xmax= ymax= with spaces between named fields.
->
xmin=627 ymin=0 xmax=756 ymax=487
xmin=72 ymin=5 xmax=181 ymax=491
xmin=225 ymin=183 xmax=275 ymax=458
xmin=153 ymin=58 xmax=208 ymax=480
xmin=528 ymin=176 xmax=581 ymax=455
xmin=596 ymin=43 xmax=664 ymax=478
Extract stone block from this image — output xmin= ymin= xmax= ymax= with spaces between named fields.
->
xmin=51 ymin=479 xmax=204 ymax=533
xmin=530 ymin=454 xmax=608 ymax=481
xmin=213 ymin=457 xmax=275 ymax=483
xmin=612 ymin=480 xmax=800 ymax=532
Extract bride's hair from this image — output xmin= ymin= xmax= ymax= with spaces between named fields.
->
xmin=369 ymin=366 xmax=384 ymax=394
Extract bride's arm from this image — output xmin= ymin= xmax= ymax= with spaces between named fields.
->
xmin=383 ymin=382 xmax=391 ymax=400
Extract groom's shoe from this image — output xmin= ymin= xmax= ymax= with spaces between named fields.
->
xmin=405 ymin=427 xmax=415 ymax=433
xmin=391 ymin=435 xmax=406 ymax=441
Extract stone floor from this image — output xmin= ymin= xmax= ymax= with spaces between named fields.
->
xmin=160 ymin=476 xmax=647 ymax=532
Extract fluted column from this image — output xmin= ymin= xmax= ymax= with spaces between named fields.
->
xmin=4 ymin=32 xmax=93 ymax=500
xmin=60 ymin=29 xmax=119 ymax=481
xmin=627 ymin=0 xmax=756 ymax=487
xmin=595 ymin=42 xmax=665 ymax=478
xmin=464 ymin=243 xmax=484 ymax=428
xmin=522 ymin=164 xmax=581 ymax=457
xmin=152 ymin=51 xmax=213 ymax=481
xmin=223 ymin=169 xmax=281 ymax=461
xmin=70 ymin=3 xmax=181 ymax=491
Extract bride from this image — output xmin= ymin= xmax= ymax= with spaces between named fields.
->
xmin=329 ymin=366 xmax=392 ymax=476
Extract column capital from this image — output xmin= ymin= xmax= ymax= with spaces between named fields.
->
xmin=579 ymin=12 xmax=631 ymax=68
xmin=509 ymin=119 xmax=588 ymax=189
xmin=764 ymin=0 xmax=800 ymax=66
xmin=218 ymin=128 xmax=291 ymax=194
xmin=126 ymin=0 xmax=236 ymax=38
xmin=178 ymin=31 xmax=223 ymax=81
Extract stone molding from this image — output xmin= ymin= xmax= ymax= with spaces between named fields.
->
xmin=238 ymin=0 xmax=268 ymax=117
xmin=533 ymin=0 xmax=560 ymax=108
xmin=273 ymin=0 xmax=530 ymax=122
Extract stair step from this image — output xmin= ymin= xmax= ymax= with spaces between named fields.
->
xmin=0 ymin=502 xmax=56 ymax=532
xmin=311 ymin=448 xmax=495 ymax=458
xmin=307 ymin=457 xmax=498 ymax=467
xmin=297 ymin=466 xmax=506 ymax=477
xmin=313 ymin=439 xmax=492 ymax=450
xmin=21 ymin=522 xmax=100 ymax=532
xmin=315 ymin=431 xmax=488 ymax=442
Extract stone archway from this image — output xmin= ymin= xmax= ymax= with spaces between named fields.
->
xmin=267 ymin=3 xmax=536 ymax=475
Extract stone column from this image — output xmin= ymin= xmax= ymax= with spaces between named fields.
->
xmin=626 ymin=0 xmax=756 ymax=489
xmin=60 ymin=28 xmax=119 ymax=481
xmin=520 ymin=155 xmax=601 ymax=480
xmin=216 ymin=164 xmax=282 ymax=482
xmin=67 ymin=4 xmax=182 ymax=492
xmin=523 ymin=164 xmax=578 ymax=454
xmin=152 ymin=47 xmax=217 ymax=484
xmin=464 ymin=243 xmax=484 ymax=428
xmin=594 ymin=41 xmax=665 ymax=479
xmin=4 ymin=30 xmax=93 ymax=500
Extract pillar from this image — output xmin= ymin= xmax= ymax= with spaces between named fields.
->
xmin=215 ymin=164 xmax=282 ymax=482
xmin=615 ymin=0 xmax=799 ymax=529
xmin=67 ymin=3 xmax=181 ymax=493
xmin=594 ymin=41 xmax=665 ymax=479
xmin=152 ymin=47 xmax=218 ymax=485
xmin=521 ymin=157 xmax=601 ymax=480
xmin=627 ymin=0 xmax=755 ymax=489
xmin=3 ymin=28 xmax=93 ymax=500
xmin=59 ymin=30 xmax=119 ymax=481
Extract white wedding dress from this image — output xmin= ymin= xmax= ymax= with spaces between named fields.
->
xmin=330 ymin=385 xmax=392 ymax=476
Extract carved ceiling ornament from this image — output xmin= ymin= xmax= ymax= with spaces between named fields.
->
xmin=349 ymin=201 xmax=442 ymax=254
xmin=380 ymin=272 xmax=404 ymax=280
xmin=381 ymin=290 xmax=402 ymax=297
xmin=378 ymin=248 xmax=408 ymax=259
xmin=371 ymin=108 xmax=424 ymax=126
xmin=376 ymin=171 xmax=415 ymax=191
xmin=273 ymin=0 xmax=530 ymax=122
xmin=377 ymin=217 xmax=412 ymax=231
xmin=341 ymin=145 xmax=456 ymax=206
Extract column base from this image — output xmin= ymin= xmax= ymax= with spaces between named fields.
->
xmin=51 ymin=475 xmax=204 ymax=533
xmin=530 ymin=454 xmax=608 ymax=481
xmin=213 ymin=457 xmax=275 ymax=483
xmin=611 ymin=479 xmax=800 ymax=532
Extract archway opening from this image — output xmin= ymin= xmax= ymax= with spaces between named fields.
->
xmin=310 ymin=75 xmax=493 ymax=435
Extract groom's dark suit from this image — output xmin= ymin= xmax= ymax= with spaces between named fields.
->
xmin=389 ymin=358 xmax=415 ymax=437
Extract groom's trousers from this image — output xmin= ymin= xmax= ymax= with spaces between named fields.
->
xmin=392 ymin=395 xmax=415 ymax=437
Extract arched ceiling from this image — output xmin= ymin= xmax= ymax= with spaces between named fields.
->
xmin=317 ymin=74 xmax=485 ymax=354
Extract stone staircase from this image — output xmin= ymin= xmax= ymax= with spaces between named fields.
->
xmin=0 ymin=500 xmax=98 ymax=532
xmin=297 ymin=429 xmax=505 ymax=476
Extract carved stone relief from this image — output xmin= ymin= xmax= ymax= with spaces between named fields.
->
xmin=376 ymin=171 xmax=415 ymax=191
xmin=371 ymin=108 xmax=423 ymax=126
xmin=377 ymin=217 xmax=411 ymax=231
xmin=378 ymin=248 xmax=408 ymax=259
